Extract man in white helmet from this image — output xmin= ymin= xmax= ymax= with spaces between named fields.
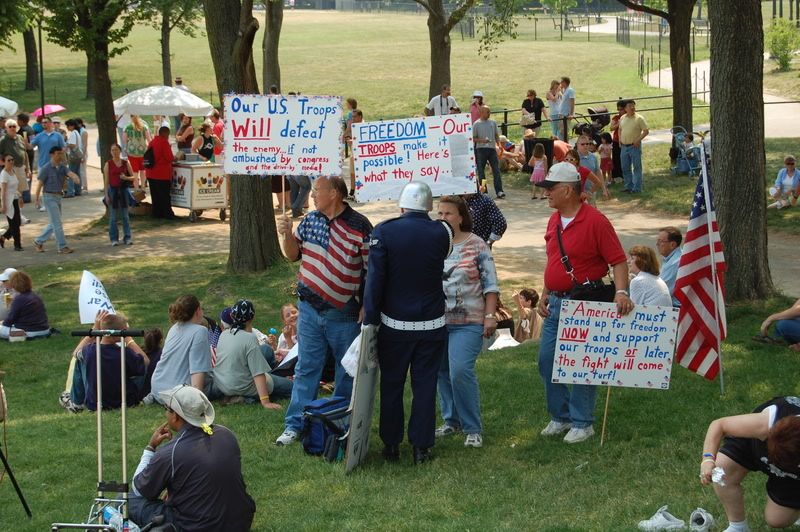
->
xmin=363 ymin=181 xmax=453 ymax=465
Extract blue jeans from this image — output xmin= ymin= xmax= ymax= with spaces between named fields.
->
xmin=282 ymin=300 xmax=359 ymax=433
xmin=288 ymin=175 xmax=311 ymax=217
xmin=475 ymin=148 xmax=503 ymax=196
xmin=128 ymin=495 xmax=176 ymax=531
xmin=437 ymin=323 xmax=484 ymax=434
xmin=775 ymin=318 xmax=800 ymax=344
xmin=621 ymin=144 xmax=643 ymax=192
xmin=36 ymin=193 xmax=67 ymax=250
xmin=70 ymin=357 xmax=89 ymax=405
xmin=551 ymin=113 xmax=564 ymax=140
xmin=109 ymin=206 xmax=131 ymax=243
xmin=538 ymin=294 xmax=597 ymax=428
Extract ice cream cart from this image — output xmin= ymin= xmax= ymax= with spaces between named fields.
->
xmin=171 ymin=161 xmax=228 ymax=222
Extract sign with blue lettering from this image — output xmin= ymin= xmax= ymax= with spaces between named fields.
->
xmin=223 ymin=94 xmax=343 ymax=176
xmin=552 ymin=300 xmax=678 ymax=389
xmin=351 ymin=114 xmax=476 ymax=203
xmin=79 ymin=271 xmax=116 ymax=324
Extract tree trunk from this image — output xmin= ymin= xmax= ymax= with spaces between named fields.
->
xmin=262 ymin=0 xmax=283 ymax=92
xmin=668 ymin=1 xmax=693 ymax=131
xmin=427 ymin=7 xmax=451 ymax=99
xmin=161 ymin=9 xmax=172 ymax=86
xmin=23 ymin=29 xmax=39 ymax=91
xmin=709 ymin=0 xmax=773 ymax=300
xmin=203 ymin=0 xmax=280 ymax=273
xmin=92 ymin=42 xmax=116 ymax=170
xmin=85 ymin=52 xmax=95 ymax=98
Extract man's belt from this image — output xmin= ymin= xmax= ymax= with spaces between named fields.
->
xmin=380 ymin=313 xmax=445 ymax=331
xmin=620 ymin=143 xmax=634 ymax=147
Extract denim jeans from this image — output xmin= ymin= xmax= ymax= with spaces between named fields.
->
xmin=475 ymin=148 xmax=504 ymax=196
xmin=66 ymin=161 xmax=81 ymax=196
xmin=621 ymin=144 xmax=643 ymax=192
xmin=282 ymin=299 xmax=359 ymax=433
xmin=288 ymin=175 xmax=311 ymax=217
xmin=36 ymin=193 xmax=67 ymax=250
xmin=550 ymin=113 xmax=564 ymax=140
xmin=70 ymin=357 xmax=89 ymax=405
xmin=437 ymin=323 xmax=484 ymax=434
xmin=538 ymin=294 xmax=597 ymax=428
xmin=775 ymin=318 xmax=800 ymax=344
xmin=109 ymin=206 xmax=132 ymax=243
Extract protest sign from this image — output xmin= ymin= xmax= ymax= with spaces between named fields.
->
xmin=79 ymin=271 xmax=115 ymax=324
xmin=351 ymin=114 xmax=476 ymax=202
xmin=223 ymin=94 xmax=343 ymax=176
xmin=345 ymin=325 xmax=379 ymax=474
xmin=552 ymin=300 xmax=679 ymax=389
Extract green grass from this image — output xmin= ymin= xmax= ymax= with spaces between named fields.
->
xmin=1 ymin=255 xmax=799 ymax=530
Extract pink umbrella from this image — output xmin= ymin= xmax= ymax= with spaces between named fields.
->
xmin=31 ymin=104 xmax=66 ymax=117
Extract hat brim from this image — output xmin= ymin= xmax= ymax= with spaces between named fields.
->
xmin=158 ymin=387 xmax=215 ymax=428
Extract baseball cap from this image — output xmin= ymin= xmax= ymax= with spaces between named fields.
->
xmin=219 ymin=307 xmax=233 ymax=328
xmin=158 ymin=385 xmax=215 ymax=429
xmin=535 ymin=162 xmax=580 ymax=189
xmin=472 ymin=90 xmax=484 ymax=98
xmin=51 ymin=116 xmax=62 ymax=123
xmin=0 ymin=268 xmax=17 ymax=282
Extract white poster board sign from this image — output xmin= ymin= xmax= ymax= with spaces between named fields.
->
xmin=552 ymin=300 xmax=679 ymax=389
xmin=345 ymin=325 xmax=379 ymax=474
xmin=223 ymin=94 xmax=343 ymax=176
xmin=79 ymin=271 xmax=115 ymax=324
xmin=351 ymin=114 xmax=476 ymax=202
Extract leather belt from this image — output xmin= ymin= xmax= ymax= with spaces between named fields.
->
xmin=380 ymin=313 xmax=445 ymax=331
xmin=550 ymin=291 xmax=571 ymax=298
xmin=620 ymin=143 xmax=634 ymax=147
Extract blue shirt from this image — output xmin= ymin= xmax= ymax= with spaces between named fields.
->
xmin=38 ymin=162 xmax=70 ymax=194
xmin=659 ymin=247 xmax=682 ymax=307
xmin=559 ymin=86 xmax=576 ymax=116
xmin=30 ymin=131 xmax=65 ymax=169
xmin=465 ymin=193 xmax=507 ymax=243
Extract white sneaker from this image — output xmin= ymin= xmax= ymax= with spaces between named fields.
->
xmin=464 ymin=433 xmax=483 ymax=448
xmin=638 ymin=505 xmax=686 ymax=531
xmin=689 ymin=508 xmax=715 ymax=531
xmin=275 ymin=429 xmax=298 ymax=446
xmin=20 ymin=214 xmax=30 ymax=225
xmin=563 ymin=425 xmax=595 ymax=444
xmin=435 ymin=424 xmax=460 ymax=438
xmin=540 ymin=420 xmax=571 ymax=436
xmin=38 ymin=205 xmax=47 ymax=212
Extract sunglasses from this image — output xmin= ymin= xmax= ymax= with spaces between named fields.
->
xmin=7 ymin=125 xmax=17 ymax=129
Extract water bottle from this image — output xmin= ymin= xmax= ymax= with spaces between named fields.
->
xmin=102 ymin=506 xmax=141 ymax=532
xmin=269 ymin=327 xmax=278 ymax=335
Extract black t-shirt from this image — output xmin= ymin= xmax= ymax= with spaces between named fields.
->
xmin=522 ymin=97 xmax=545 ymax=120
xmin=82 ymin=343 xmax=146 ymax=411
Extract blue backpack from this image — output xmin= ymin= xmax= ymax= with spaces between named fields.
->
xmin=301 ymin=396 xmax=350 ymax=461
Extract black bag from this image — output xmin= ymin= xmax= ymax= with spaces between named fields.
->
xmin=142 ymin=146 xmax=156 ymax=169
xmin=301 ymin=396 xmax=350 ymax=462
xmin=556 ymin=224 xmax=616 ymax=303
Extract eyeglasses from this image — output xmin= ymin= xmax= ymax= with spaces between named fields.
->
xmin=655 ymin=239 xmax=669 ymax=244
xmin=6 ymin=125 xmax=17 ymax=129
xmin=786 ymin=162 xmax=796 ymax=166
xmin=579 ymin=143 xmax=591 ymax=146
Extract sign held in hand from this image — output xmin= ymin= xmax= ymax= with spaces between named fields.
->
xmin=79 ymin=271 xmax=115 ymax=324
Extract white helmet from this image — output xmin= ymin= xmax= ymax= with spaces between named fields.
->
xmin=398 ymin=181 xmax=433 ymax=212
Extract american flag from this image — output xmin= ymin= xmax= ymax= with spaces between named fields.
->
xmin=674 ymin=165 xmax=727 ymax=380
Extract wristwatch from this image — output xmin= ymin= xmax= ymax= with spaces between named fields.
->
xmin=616 ymin=289 xmax=629 ymax=297
xmin=484 ymin=313 xmax=496 ymax=319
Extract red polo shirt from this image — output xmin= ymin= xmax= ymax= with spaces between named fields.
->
xmin=543 ymin=204 xmax=626 ymax=292
xmin=145 ymin=135 xmax=174 ymax=181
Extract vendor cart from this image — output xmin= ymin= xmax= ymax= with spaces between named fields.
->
xmin=171 ymin=162 xmax=229 ymax=222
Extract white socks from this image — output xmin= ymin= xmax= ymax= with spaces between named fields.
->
xmin=722 ymin=521 xmax=749 ymax=532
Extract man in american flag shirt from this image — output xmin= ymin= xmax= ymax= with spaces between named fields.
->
xmin=274 ymin=175 xmax=372 ymax=446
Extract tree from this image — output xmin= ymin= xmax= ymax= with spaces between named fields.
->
xmin=0 ymin=1 xmax=39 ymax=91
xmin=616 ymin=0 xmax=696 ymax=132
xmin=262 ymin=0 xmax=284 ymax=93
xmin=203 ymin=0 xmax=282 ymax=273
xmin=43 ymin=1 xmax=136 ymax=168
xmin=140 ymin=0 xmax=205 ymax=86
xmin=23 ymin=28 xmax=39 ymax=91
xmin=766 ymin=17 xmax=800 ymax=72
xmin=708 ymin=0 xmax=773 ymax=300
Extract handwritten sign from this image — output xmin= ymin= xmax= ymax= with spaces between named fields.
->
xmin=351 ymin=114 xmax=476 ymax=203
xmin=79 ymin=271 xmax=115 ymax=324
xmin=552 ymin=300 xmax=679 ymax=389
xmin=223 ymin=94 xmax=343 ymax=176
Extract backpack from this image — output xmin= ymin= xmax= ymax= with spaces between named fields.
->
xmin=301 ymin=396 xmax=350 ymax=461
xmin=142 ymin=145 xmax=155 ymax=169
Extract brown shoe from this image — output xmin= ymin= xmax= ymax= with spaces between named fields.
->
xmin=58 ymin=246 xmax=74 ymax=254
xmin=34 ymin=241 xmax=45 ymax=252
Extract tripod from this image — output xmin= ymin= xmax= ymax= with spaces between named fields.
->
xmin=0 ymin=445 xmax=32 ymax=518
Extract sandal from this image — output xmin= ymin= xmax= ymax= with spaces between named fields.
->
xmin=751 ymin=334 xmax=785 ymax=346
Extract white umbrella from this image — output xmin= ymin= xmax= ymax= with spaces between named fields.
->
xmin=113 ymin=85 xmax=214 ymax=117
xmin=0 ymin=96 xmax=19 ymax=117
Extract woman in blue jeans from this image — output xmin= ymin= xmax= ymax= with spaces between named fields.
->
xmin=435 ymin=195 xmax=499 ymax=448
xmin=103 ymin=143 xmax=135 ymax=245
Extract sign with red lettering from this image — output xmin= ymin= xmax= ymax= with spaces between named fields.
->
xmin=223 ymin=94 xmax=342 ymax=176
xmin=552 ymin=300 xmax=679 ymax=389
xmin=351 ymin=114 xmax=476 ymax=202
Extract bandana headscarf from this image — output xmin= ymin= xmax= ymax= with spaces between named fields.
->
xmin=229 ymin=299 xmax=255 ymax=335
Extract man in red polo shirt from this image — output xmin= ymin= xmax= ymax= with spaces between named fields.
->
xmin=146 ymin=126 xmax=175 ymax=219
xmin=534 ymin=162 xmax=634 ymax=444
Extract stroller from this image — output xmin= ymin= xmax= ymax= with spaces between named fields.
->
xmin=572 ymin=106 xmax=610 ymax=145
xmin=670 ymin=126 xmax=702 ymax=177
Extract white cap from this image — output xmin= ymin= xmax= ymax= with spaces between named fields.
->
xmin=535 ymin=162 xmax=580 ymax=189
xmin=0 ymin=268 xmax=17 ymax=282
xmin=158 ymin=385 xmax=215 ymax=428
xmin=472 ymin=90 xmax=484 ymax=98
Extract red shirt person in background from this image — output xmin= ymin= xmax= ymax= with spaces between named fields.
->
xmin=145 ymin=126 xmax=175 ymax=219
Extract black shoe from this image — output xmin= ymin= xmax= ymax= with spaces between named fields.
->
xmin=412 ymin=446 xmax=433 ymax=465
xmin=382 ymin=444 xmax=400 ymax=462
xmin=0 ymin=235 xmax=4 ymax=248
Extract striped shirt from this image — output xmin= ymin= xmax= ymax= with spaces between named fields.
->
xmin=295 ymin=204 xmax=372 ymax=311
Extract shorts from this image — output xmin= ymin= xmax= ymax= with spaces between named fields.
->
xmin=719 ymin=436 xmax=800 ymax=509
xmin=271 ymin=175 xmax=290 ymax=194
xmin=128 ymin=156 xmax=144 ymax=172
xmin=600 ymin=158 xmax=613 ymax=173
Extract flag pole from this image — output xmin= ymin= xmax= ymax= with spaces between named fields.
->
xmin=699 ymin=143 xmax=725 ymax=396
xmin=600 ymin=386 xmax=612 ymax=446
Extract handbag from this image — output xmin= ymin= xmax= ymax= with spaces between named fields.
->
xmin=520 ymin=111 xmax=537 ymax=127
xmin=68 ymin=146 xmax=84 ymax=165
xmin=555 ymin=225 xmax=616 ymax=302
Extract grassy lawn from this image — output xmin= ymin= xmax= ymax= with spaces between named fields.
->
xmin=763 ymin=56 xmax=800 ymax=100
xmin=0 ymin=252 xmax=799 ymax=531
xmin=0 ymin=11 xmax=708 ymax=132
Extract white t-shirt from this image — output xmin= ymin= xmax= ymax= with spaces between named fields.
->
xmin=778 ymin=171 xmax=796 ymax=194
xmin=68 ymin=129 xmax=83 ymax=152
xmin=426 ymin=94 xmax=459 ymax=116
xmin=630 ymin=271 xmax=672 ymax=306
xmin=0 ymin=168 xmax=19 ymax=209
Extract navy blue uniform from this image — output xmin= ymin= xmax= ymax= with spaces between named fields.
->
xmin=363 ymin=211 xmax=451 ymax=450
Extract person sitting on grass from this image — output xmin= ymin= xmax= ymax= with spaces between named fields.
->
xmin=768 ymin=155 xmax=798 ymax=210
xmin=134 ymin=328 xmax=163 ymax=403
xmin=700 ymin=396 xmax=800 ymax=532
xmin=209 ymin=299 xmax=292 ymax=409
xmin=512 ymin=288 xmax=541 ymax=343
xmin=0 ymin=270 xmax=50 ymax=340
xmin=754 ymin=297 xmax=800 ymax=350
xmin=59 ymin=310 xmax=149 ymax=412
xmin=0 ymin=267 xmax=17 ymax=323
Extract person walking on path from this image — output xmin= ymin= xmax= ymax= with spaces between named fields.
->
xmin=32 ymin=146 xmax=81 ymax=254
xmin=103 ymin=143 xmax=136 ymax=246
xmin=473 ymin=105 xmax=505 ymax=199
xmin=614 ymin=99 xmax=649 ymax=193
xmin=0 ymin=154 xmax=23 ymax=250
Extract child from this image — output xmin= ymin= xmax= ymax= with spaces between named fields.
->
xmin=275 ymin=303 xmax=298 ymax=363
xmin=598 ymin=132 xmax=613 ymax=184
xmin=529 ymin=142 xmax=548 ymax=199
xmin=512 ymin=289 xmax=541 ymax=342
